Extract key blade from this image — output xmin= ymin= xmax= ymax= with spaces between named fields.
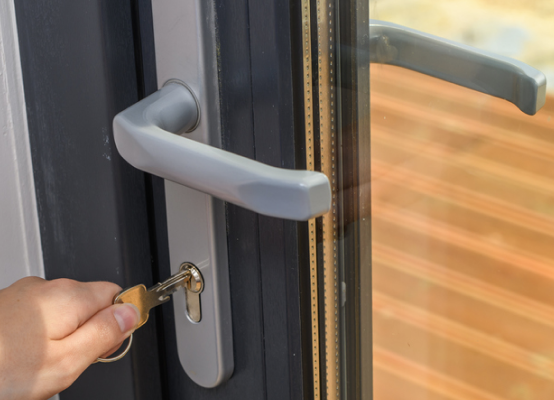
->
xmin=155 ymin=286 xmax=181 ymax=302
xmin=152 ymin=271 xmax=190 ymax=300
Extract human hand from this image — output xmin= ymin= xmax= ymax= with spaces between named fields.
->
xmin=0 ymin=276 xmax=140 ymax=400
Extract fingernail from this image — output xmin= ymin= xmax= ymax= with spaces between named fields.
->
xmin=113 ymin=304 xmax=140 ymax=333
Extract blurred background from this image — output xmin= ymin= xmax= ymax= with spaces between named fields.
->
xmin=369 ymin=1 xmax=554 ymax=399
xmin=371 ymin=0 xmax=554 ymax=92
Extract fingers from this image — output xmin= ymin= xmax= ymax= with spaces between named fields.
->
xmin=1 ymin=276 xmax=45 ymax=298
xmin=60 ymin=303 xmax=140 ymax=375
xmin=41 ymin=279 xmax=122 ymax=339
xmin=11 ymin=275 xmax=45 ymax=287
xmin=0 ymin=276 xmax=136 ymax=398
xmin=100 ymin=341 xmax=125 ymax=359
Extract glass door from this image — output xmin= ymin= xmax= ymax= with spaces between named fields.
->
xmin=305 ymin=0 xmax=554 ymax=399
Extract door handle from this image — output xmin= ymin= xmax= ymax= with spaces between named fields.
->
xmin=113 ymin=82 xmax=331 ymax=221
xmin=369 ymin=20 xmax=547 ymax=115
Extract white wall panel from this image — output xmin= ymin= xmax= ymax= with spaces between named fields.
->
xmin=0 ymin=0 xmax=44 ymax=287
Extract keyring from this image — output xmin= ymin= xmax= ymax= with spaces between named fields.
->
xmin=94 ymin=333 xmax=133 ymax=363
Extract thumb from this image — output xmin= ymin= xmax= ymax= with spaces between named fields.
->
xmin=63 ymin=303 xmax=140 ymax=368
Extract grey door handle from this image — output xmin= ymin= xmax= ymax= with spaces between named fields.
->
xmin=369 ymin=20 xmax=547 ymax=115
xmin=113 ymin=82 xmax=331 ymax=221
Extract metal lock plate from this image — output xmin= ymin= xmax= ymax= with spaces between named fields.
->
xmin=151 ymin=0 xmax=233 ymax=388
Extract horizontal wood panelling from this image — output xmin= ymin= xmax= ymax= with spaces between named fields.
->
xmin=371 ymin=65 xmax=554 ymax=399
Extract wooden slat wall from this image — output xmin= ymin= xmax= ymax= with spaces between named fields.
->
xmin=371 ymin=65 xmax=554 ymax=399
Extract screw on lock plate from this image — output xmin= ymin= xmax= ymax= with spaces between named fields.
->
xmin=114 ymin=262 xmax=204 ymax=328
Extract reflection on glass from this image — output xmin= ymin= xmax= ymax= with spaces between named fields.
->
xmin=370 ymin=2 xmax=554 ymax=398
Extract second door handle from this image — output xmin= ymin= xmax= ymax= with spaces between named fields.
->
xmin=369 ymin=20 xmax=547 ymax=115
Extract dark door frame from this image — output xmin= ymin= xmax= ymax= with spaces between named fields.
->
xmin=15 ymin=0 xmax=311 ymax=399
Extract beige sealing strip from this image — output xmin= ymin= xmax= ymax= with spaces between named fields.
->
xmin=301 ymin=0 xmax=321 ymax=398
xmin=317 ymin=0 xmax=340 ymax=399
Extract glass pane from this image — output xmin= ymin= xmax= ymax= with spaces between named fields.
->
xmin=370 ymin=2 xmax=554 ymax=399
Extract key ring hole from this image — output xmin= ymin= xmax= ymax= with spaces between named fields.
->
xmin=94 ymin=333 xmax=133 ymax=364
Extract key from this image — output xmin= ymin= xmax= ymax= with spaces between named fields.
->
xmin=114 ymin=262 xmax=204 ymax=328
